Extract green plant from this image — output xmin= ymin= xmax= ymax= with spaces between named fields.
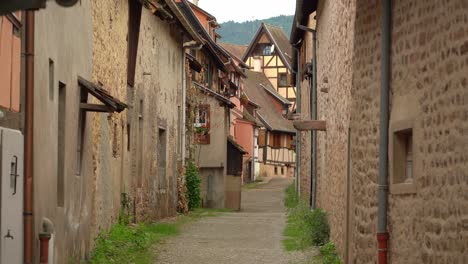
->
xmin=118 ymin=193 xmax=131 ymax=225
xmin=185 ymin=160 xmax=202 ymax=210
xmin=320 ymin=241 xmax=341 ymax=264
xmin=284 ymin=183 xmax=299 ymax=209
xmin=307 ymin=209 xmax=330 ymax=246
xmin=90 ymin=223 xmax=178 ymax=264
xmin=283 ymin=185 xmax=330 ymax=251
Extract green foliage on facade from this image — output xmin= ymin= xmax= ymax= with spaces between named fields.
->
xmin=218 ymin=15 xmax=294 ymax=45
xmin=185 ymin=160 xmax=202 ymax=210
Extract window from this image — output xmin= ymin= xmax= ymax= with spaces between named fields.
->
xmin=127 ymin=124 xmax=131 ymax=151
xmin=254 ymin=44 xmax=273 ymax=56
xmin=49 ymin=59 xmax=54 ymax=100
xmin=112 ymin=122 xmax=118 ymax=158
xmin=394 ymin=129 xmax=413 ymax=183
xmin=57 ymin=82 xmax=66 ymax=206
xmin=274 ymin=166 xmax=278 ymax=175
xmin=194 ymin=105 xmax=210 ymax=144
xmin=391 ymin=119 xmax=416 ymax=195
xmin=278 ymin=73 xmax=289 ymax=87
xmin=158 ymin=128 xmax=167 ymax=189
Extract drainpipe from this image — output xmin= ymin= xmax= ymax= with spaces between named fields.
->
xmin=377 ymin=1 xmax=391 ymax=264
xmin=182 ymin=50 xmax=187 ymax=166
xmin=310 ymin=30 xmax=317 ymax=209
xmin=24 ymin=10 xmax=35 ymax=264
xmin=292 ymin=40 xmax=302 ymax=195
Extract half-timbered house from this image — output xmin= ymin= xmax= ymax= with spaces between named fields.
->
xmin=243 ymin=70 xmax=296 ymax=178
xmin=242 ymin=23 xmax=296 ymax=109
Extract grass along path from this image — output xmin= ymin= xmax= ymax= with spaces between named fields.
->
xmin=89 ymin=209 xmax=231 ymax=264
xmin=282 ymin=184 xmax=341 ymax=264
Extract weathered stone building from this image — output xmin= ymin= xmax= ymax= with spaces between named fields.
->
xmin=292 ymin=0 xmax=468 ymax=263
xmin=32 ymin=0 xmax=202 ymax=262
xmin=178 ymin=0 xmax=242 ymax=209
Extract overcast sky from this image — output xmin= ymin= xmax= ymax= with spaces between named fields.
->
xmin=196 ymin=0 xmax=296 ymax=23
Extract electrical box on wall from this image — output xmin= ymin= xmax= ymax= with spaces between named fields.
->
xmin=0 ymin=127 xmax=24 ymax=264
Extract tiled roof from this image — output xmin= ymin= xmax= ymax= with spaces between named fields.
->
xmin=219 ymin=42 xmax=248 ymax=62
xmin=263 ymin=24 xmax=294 ymax=69
xmin=242 ymin=23 xmax=294 ymax=71
xmin=243 ymin=71 xmax=295 ymax=133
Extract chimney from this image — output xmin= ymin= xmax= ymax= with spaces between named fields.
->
xmin=193 ymin=0 xmax=199 ymax=6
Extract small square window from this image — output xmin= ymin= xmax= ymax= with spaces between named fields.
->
xmin=278 ymin=73 xmax=289 ymax=87
xmin=391 ymin=120 xmax=416 ymax=195
xmin=393 ymin=128 xmax=413 ymax=184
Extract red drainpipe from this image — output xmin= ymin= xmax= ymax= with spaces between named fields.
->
xmin=39 ymin=233 xmax=51 ymax=264
xmin=377 ymin=232 xmax=389 ymax=264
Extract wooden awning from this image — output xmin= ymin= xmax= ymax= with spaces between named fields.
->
xmin=293 ymin=120 xmax=327 ymax=131
xmin=186 ymin=53 xmax=202 ymax=73
xmin=78 ymin=76 xmax=127 ymax=113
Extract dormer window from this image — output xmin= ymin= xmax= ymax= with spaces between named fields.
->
xmin=254 ymin=44 xmax=274 ymax=56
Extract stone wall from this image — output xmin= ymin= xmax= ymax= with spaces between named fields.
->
xmin=314 ymin=0 xmax=356 ymax=260
xmin=386 ymin=1 xmax=468 ymax=263
xmin=300 ymin=0 xmax=468 ymax=263
xmin=90 ymin=0 xmax=129 ymax=248
xmin=131 ymin=9 xmax=185 ymax=221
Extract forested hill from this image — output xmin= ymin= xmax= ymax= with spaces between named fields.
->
xmin=218 ymin=15 xmax=293 ymax=45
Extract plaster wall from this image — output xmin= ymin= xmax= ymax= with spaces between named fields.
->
xmin=194 ymin=95 xmax=229 ymax=208
xmin=130 ymin=8 xmax=185 ymax=221
xmin=33 ymin=1 xmax=94 ymax=262
xmin=235 ymin=120 xmax=254 ymax=156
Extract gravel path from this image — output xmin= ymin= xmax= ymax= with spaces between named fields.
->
xmin=154 ymin=177 xmax=311 ymax=264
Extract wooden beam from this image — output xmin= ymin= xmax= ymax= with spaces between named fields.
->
xmin=293 ymin=120 xmax=327 ymax=131
xmin=80 ymin=103 xmax=113 ymax=113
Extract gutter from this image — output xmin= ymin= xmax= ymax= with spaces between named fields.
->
xmin=377 ymin=1 xmax=391 ymax=263
xmin=24 ymin=10 xmax=34 ymax=264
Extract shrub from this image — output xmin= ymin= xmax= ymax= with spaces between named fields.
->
xmin=185 ymin=160 xmax=202 ymax=210
xmin=320 ymin=241 xmax=341 ymax=264
xmin=307 ymin=208 xmax=330 ymax=246
xmin=283 ymin=184 xmax=331 ymax=251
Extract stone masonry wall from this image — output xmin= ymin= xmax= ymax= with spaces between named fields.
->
xmin=314 ymin=0 xmax=356 ymax=260
xmin=348 ymin=1 xmax=382 ymax=262
xmin=131 ymin=9 xmax=184 ymax=221
xmin=387 ymin=1 xmax=468 ymax=263
xmin=91 ymin=0 xmax=129 ymax=246
xmin=350 ymin=0 xmax=468 ymax=263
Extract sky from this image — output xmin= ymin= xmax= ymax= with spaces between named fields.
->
xmin=196 ymin=0 xmax=296 ymax=23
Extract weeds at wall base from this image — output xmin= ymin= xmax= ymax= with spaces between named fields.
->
xmin=282 ymin=184 xmax=341 ymax=264
xmin=89 ymin=208 xmax=228 ymax=264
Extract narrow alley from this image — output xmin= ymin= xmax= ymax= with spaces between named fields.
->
xmin=0 ymin=0 xmax=467 ymax=263
xmin=156 ymin=178 xmax=310 ymax=264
